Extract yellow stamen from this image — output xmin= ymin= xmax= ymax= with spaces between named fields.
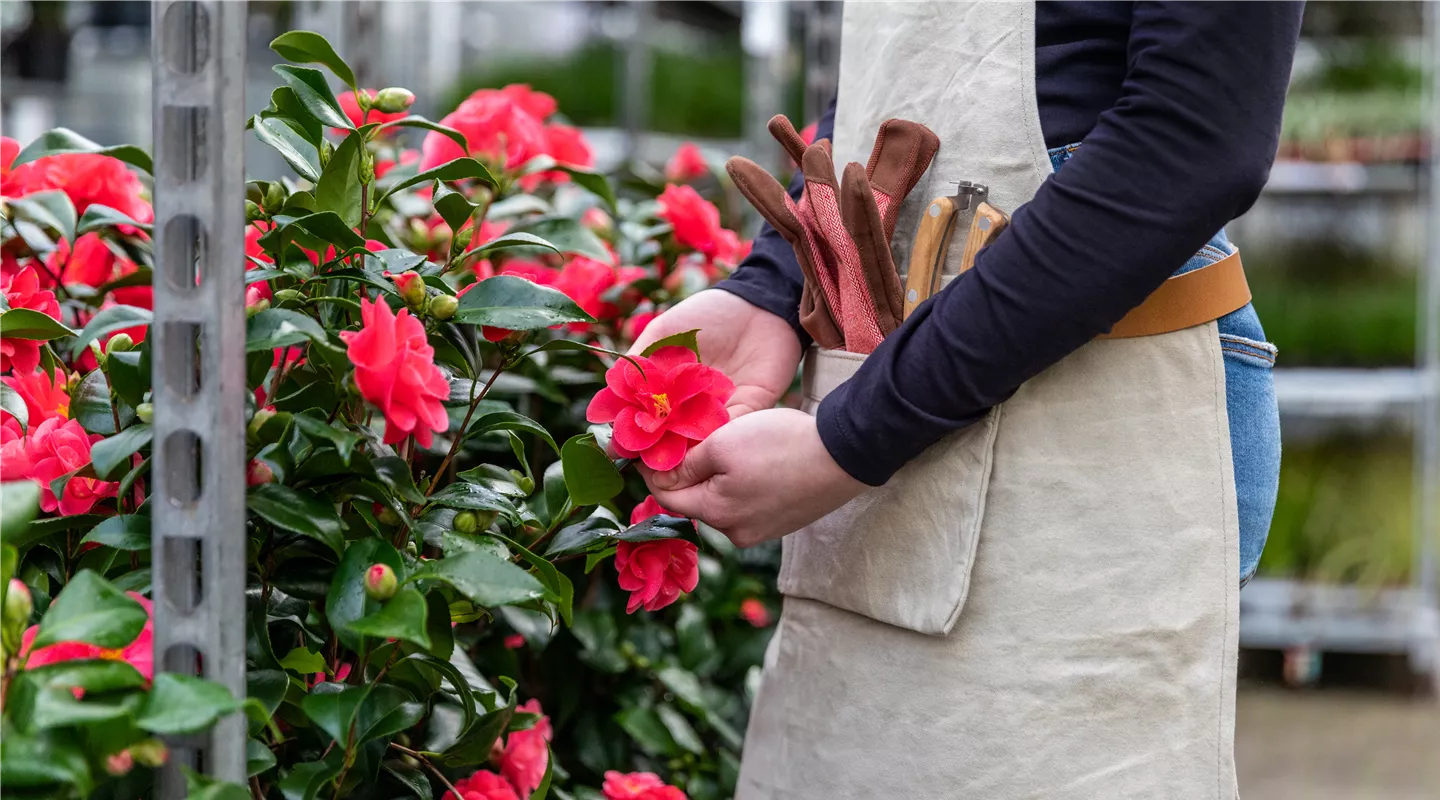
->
xmin=650 ymin=392 xmax=671 ymax=417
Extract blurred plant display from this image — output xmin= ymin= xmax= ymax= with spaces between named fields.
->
xmin=1279 ymin=38 xmax=1425 ymax=163
xmin=0 ymin=30 xmax=779 ymax=800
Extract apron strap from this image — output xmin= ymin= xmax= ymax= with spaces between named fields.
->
xmin=1099 ymin=251 xmax=1252 ymax=339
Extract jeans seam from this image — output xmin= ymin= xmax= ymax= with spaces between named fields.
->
xmin=1220 ymin=345 xmax=1276 ymax=365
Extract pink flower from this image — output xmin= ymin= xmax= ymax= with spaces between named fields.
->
xmin=656 ymin=184 xmax=742 ymax=263
xmin=1 ymin=416 xmax=30 ymax=481
xmin=0 ymin=265 xmax=61 ymax=374
xmin=622 ymin=309 xmax=658 ymax=343
xmin=105 ymin=749 xmax=134 ymax=776
xmin=500 ymin=699 xmax=551 ymax=798
xmin=337 ymin=90 xmax=409 ymax=129
xmin=421 ymin=88 xmax=552 ymax=173
xmin=2 ymin=367 xmax=69 ymax=426
xmin=665 ymin=143 xmax=708 ymax=182
xmin=246 ymin=459 xmax=274 ymax=486
xmin=340 ymin=297 xmax=450 ymax=448
xmin=43 ymin=233 xmax=128 ymax=289
xmin=602 ymin=771 xmax=689 ymax=800
xmin=25 ymin=416 xmax=118 ymax=516
xmin=799 ymin=121 xmax=818 ymax=146
xmin=446 ymin=769 xmax=520 ymax=800
xmin=739 ymin=598 xmax=772 ymax=628
xmin=585 ymin=346 xmax=733 ymax=471
xmin=2 ymin=151 xmax=152 ymax=225
xmin=21 ymin=592 xmax=153 ymax=686
xmin=615 ymin=539 xmax=699 ymax=614
xmin=629 ymin=495 xmax=677 ymax=526
xmin=503 ymin=634 xmax=526 ymax=650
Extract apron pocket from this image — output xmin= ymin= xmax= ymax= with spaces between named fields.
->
xmin=778 ymin=347 xmax=1001 ymax=635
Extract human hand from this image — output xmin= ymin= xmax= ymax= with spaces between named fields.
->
xmin=629 ymin=290 xmax=801 ymax=420
xmin=638 ymin=408 xmax=866 ymax=547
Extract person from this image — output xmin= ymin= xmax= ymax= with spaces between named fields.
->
xmin=632 ymin=2 xmax=1302 ymax=797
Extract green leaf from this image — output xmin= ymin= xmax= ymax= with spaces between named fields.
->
xmin=373 ymin=456 xmax=426 ymax=505
xmin=247 ymin=484 xmax=344 ymax=556
xmin=0 ymin=307 xmax=77 ymax=341
xmin=71 ymin=369 xmax=126 ymax=435
xmin=467 ymin=410 xmax=558 ymax=453
xmin=509 ymin=216 xmax=611 ymax=261
xmin=0 ymin=727 xmax=93 ymax=793
xmin=253 ymin=116 xmax=321 ymax=183
xmin=561 ymin=433 xmax=623 ymax=506
xmin=656 ymin=703 xmax=705 ymax=754
xmin=276 ymin=755 xmax=343 ymax=800
xmin=302 ymin=683 xmax=422 ymax=747
xmin=326 ymin=538 xmax=404 ymax=652
xmin=531 ymin=750 xmax=555 ymax=800
xmin=402 ymin=653 xmax=476 ymax=732
xmin=493 ymin=534 xmax=573 ymax=627
xmin=615 ymin=706 xmax=681 ymax=757
xmin=12 ymin=128 xmax=152 ymax=173
xmin=277 ymin=646 xmax=327 ymax=674
xmin=460 ymin=232 xmax=564 ymax=263
xmin=246 ymin=308 xmax=329 ymax=353
xmin=272 ymin=64 xmax=352 ymax=130
xmin=8 ymin=190 xmax=77 ymax=243
xmin=299 ymin=685 xmax=364 ymax=746
xmin=379 ymin=157 xmax=497 ymax=202
xmin=409 ymin=551 xmax=545 ymax=608
xmin=641 ymin=328 xmax=702 ymax=358
xmin=269 ymin=30 xmax=357 ymax=89
xmin=292 ymin=415 xmax=360 ymax=465
xmin=28 ymin=681 xmax=139 ymax=729
xmin=248 ymin=738 xmax=278 ymax=778
xmin=89 ymin=423 xmax=151 ymax=480
xmin=375 ymin=115 xmax=469 ymax=153
xmin=106 ymin=349 xmax=147 ymax=408
xmin=433 ymin=181 xmax=477 ymax=234
xmin=346 ymin=586 xmax=432 ymax=650
xmin=26 ymin=659 xmax=147 ymax=695
xmin=76 ymin=203 xmax=152 ymax=236
xmin=264 ymin=211 xmax=367 ymax=253
xmin=423 ymin=590 xmax=455 ymax=659
xmin=314 ymin=131 xmax=363 ymax=228
xmin=543 ymin=515 xmax=621 ymax=558
xmin=135 ymin=674 xmax=236 ymax=734
xmin=522 ymin=155 xmax=617 ymax=212
xmin=453 ymin=275 xmax=595 ymax=330
xmin=382 ymin=762 xmax=431 ymax=799
xmin=426 ymin=482 xmax=514 ymax=514
xmin=79 ymin=514 xmax=150 ymax=551
xmin=1 ymin=383 xmax=27 ymax=432
xmin=30 ymin=570 xmax=146 ymax=649
xmin=69 ymin=305 xmax=150 ymax=357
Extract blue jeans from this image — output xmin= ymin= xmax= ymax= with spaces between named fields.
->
xmin=1051 ymin=145 xmax=1281 ymax=585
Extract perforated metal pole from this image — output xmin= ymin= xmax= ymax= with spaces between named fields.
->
xmin=150 ymin=1 xmax=248 ymax=792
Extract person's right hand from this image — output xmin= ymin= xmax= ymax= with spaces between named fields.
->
xmin=629 ymin=289 xmax=802 ymax=419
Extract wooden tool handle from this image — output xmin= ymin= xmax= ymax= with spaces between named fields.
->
xmin=957 ymin=202 xmax=1009 ymax=273
xmin=903 ymin=197 xmax=958 ymax=319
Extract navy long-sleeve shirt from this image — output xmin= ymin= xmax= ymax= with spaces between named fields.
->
xmin=716 ymin=1 xmax=1303 ymax=485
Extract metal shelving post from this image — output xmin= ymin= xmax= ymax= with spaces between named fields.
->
xmin=150 ymin=1 xmax=249 ymax=793
xmin=1417 ymin=0 xmax=1440 ymax=692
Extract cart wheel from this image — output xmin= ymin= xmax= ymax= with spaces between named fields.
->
xmin=1283 ymin=645 xmax=1321 ymax=687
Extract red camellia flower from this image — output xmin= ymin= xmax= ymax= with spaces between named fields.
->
xmin=25 ymin=416 xmax=118 ymax=516
xmin=445 ymin=769 xmax=520 ymax=800
xmin=622 ymin=309 xmax=658 ymax=343
xmin=421 ymin=86 xmax=553 ymax=173
xmin=602 ymin=771 xmax=689 ymax=800
xmin=656 ymin=184 xmax=742 ymax=263
xmin=664 ymin=143 xmax=708 ymax=182
xmin=20 ymin=592 xmax=153 ymax=686
xmin=500 ymin=699 xmax=552 ymax=798
xmin=0 ymin=265 xmax=61 ymax=374
xmin=339 ymin=297 xmax=450 ymax=448
xmin=42 ymin=233 xmax=129 ymax=289
xmin=3 ymin=367 xmax=69 ymax=428
xmin=739 ymin=598 xmax=773 ymax=628
xmin=337 ymin=90 xmax=409 ymax=128
xmin=1 ymin=416 xmax=30 ymax=481
xmin=629 ymin=495 xmax=676 ymax=525
xmin=614 ymin=538 xmax=699 ymax=614
xmin=585 ymin=345 xmax=733 ymax=471
xmin=4 ymin=150 xmax=152 ymax=225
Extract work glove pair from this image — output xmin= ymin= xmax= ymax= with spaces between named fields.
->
xmin=727 ymin=115 xmax=939 ymax=353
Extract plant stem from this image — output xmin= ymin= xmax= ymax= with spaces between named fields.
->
xmin=389 ymin=743 xmax=460 ymax=798
xmin=418 ymin=366 xmax=503 ymax=507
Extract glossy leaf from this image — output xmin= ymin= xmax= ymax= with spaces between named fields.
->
xmin=379 ymin=157 xmax=497 ymax=202
xmin=8 ymin=191 xmax=77 ymax=243
xmin=70 ymin=369 xmax=126 ymax=435
xmin=641 ymin=328 xmax=702 ymax=358
xmin=466 ymin=409 xmax=558 ymax=452
xmin=1 ymin=383 xmax=28 ymax=432
xmin=452 ymin=275 xmax=594 ymax=330
xmin=79 ymin=514 xmax=150 ymax=551
xmin=314 ymin=131 xmax=363 ymax=228
xmin=272 ymin=64 xmax=352 ymax=131
xmin=88 ymin=424 xmax=151 ymax=480
xmin=426 ymin=481 xmax=514 ymax=513
xmin=246 ymin=308 xmax=329 ymax=353
xmin=508 ymin=216 xmax=611 ymax=261
xmin=326 ymin=538 xmax=404 ymax=652
xmin=292 ymin=415 xmax=360 ymax=465
xmin=1 ymin=308 xmax=77 ymax=341
xmin=30 ymin=569 xmax=146 ymax=649
xmin=69 ymin=305 xmax=150 ymax=357
xmin=494 ymin=533 xmax=573 ymax=627
xmin=76 ymin=203 xmax=152 ymax=236
xmin=247 ymin=484 xmax=344 ymax=556
xmin=561 ymin=433 xmax=624 ymax=506
xmin=432 ymin=181 xmax=477 ymax=234
xmin=375 ymin=115 xmax=469 ymax=153
xmin=12 ymin=128 xmax=152 ymax=173
xmin=408 ymin=551 xmax=545 ymax=608
xmin=346 ymin=586 xmax=432 ymax=650
xmin=253 ymin=116 xmax=321 ymax=183
xmin=270 ymin=30 xmax=357 ymax=89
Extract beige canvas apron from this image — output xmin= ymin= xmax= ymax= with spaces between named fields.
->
xmin=736 ymin=3 xmax=1241 ymax=798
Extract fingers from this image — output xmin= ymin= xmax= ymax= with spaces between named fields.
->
xmin=865 ymin=119 xmax=941 ymax=240
xmin=767 ymin=114 xmax=809 ymax=164
xmin=726 ymin=156 xmax=804 ymax=239
xmin=841 ymin=162 xmax=904 ymax=334
xmin=646 ymin=439 xmax=721 ymax=492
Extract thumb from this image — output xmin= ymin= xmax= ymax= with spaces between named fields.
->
xmin=647 ymin=440 xmax=719 ymax=491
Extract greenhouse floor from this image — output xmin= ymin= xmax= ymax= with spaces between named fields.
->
xmin=1235 ymin=687 xmax=1440 ymax=798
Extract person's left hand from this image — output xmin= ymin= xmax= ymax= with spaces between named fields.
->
xmin=638 ymin=408 xmax=868 ymax=547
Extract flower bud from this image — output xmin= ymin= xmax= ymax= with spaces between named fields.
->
xmin=450 ymin=225 xmax=474 ymax=253
xmin=264 ymin=182 xmax=286 ymax=211
xmin=429 ymin=294 xmax=458 ymax=320
xmin=105 ymin=749 xmax=134 ymax=777
xmin=248 ymin=408 xmax=276 ymax=438
xmin=245 ymin=199 xmax=264 ymax=223
xmin=247 ymin=297 xmax=270 ymax=318
xmin=393 ymin=271 xmax=426 ymax=309
xmin=128 ymin=739 xmax=169 ymax=768
xmin=509 ymin=470 xmax=535 ymax=495
xmin=453 ymin=511 xmax=478 ymax=534
xmin=373 ymin=87 xmax=416 ymax=114
xmin=136 ymin=402 xmax=154 ymax=424
xmin=66 ymin=370 xmax=83 ymax=395
xmin=376 ymin=505 xmax=401 ymax=526
xmin=105 ymin=333 xmax=134 ymax=355
xmin=360 ymin=153 xmax=376 ymax=185
xmin=320 ymin=139 xmax=334 ymax=167
xmin=4 ymin=579 xmax=33 ymax=632
xmin=246 ymin=459 xmax=275 ymax=487
xmin=364 ymin=564 xmax=398 ymax=601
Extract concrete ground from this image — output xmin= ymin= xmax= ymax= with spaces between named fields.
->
xmin=1235 ymin=688 xmax=1440 ymax=799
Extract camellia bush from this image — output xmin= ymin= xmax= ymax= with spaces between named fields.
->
xmin=0 ymin=31 xmax=784 ymax=800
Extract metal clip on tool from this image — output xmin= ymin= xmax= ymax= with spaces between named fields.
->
xmin=902 ymin=181 xmax=1010 ymax=320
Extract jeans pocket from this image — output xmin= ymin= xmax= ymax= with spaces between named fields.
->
xmin=778 ymin=347 xmax=999 ymax=635
xmin=1218 ymin=328 xmax=1281 ymax=586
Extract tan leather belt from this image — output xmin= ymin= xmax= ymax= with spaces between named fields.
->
xmin=1098 ymin=250 xmax=1251 ymax=339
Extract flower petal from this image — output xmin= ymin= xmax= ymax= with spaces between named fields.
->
xmin=585 ymin=387 xmax=629 ymax=424
xmin=666 ymin=394 xmax=728 ymax=441
xmin=639 ymin=431 xmax=689 ymax=471
xmin=612 ymin=408 xmax=664 ymax=453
